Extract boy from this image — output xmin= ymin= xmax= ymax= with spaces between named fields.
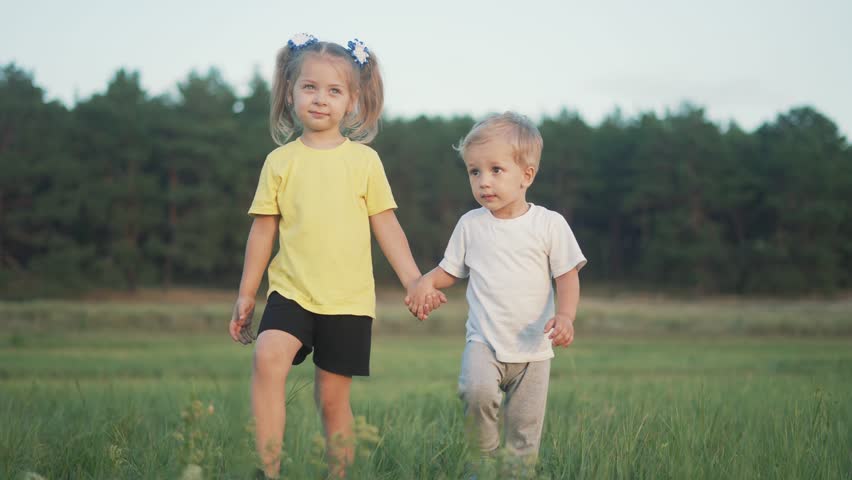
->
xmin=406 ymin=112 xmax=586 ymax=470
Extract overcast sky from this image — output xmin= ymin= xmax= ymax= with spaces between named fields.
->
xmin=3 ymin=0 xmax=851 ymax=137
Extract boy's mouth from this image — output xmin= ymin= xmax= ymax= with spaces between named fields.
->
xmin=481 ymin=194 xmax=497 ymax=201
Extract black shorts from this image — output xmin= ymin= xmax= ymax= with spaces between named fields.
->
xmin=257 ymin=291 xmax=373 ymax=377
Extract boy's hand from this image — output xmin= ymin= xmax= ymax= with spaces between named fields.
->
xmin=404 ymin=278 xmax=447 ymax=321
xmin=544 ymin=313 xmax=574 ymax=347
xmin=229 ymin=295 xmax=257 ymax=345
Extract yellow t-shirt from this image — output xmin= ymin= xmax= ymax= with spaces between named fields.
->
xmin=248 ymin=138 xmax=397 ymax=318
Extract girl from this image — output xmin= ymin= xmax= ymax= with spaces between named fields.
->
xmin=228 ymin=34 xmax=443 ymax=478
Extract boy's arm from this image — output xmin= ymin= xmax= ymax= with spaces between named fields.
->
xmin=405 ymin=267 xmax=458 ymax=320
xmin=370 ymin=209 xmax=447 ymax=301
xmin=418 ymin=266 xmax=458 ymax=290
xmin=544 ymin=267 xmax=580 ymax=347
xmin=230 ymin=215 xmax=279 ymax=344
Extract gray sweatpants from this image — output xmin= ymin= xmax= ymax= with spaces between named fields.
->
xmin=458 ymin=341 xmax=551 ymax=458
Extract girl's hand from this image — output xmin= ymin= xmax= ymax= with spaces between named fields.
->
xmin=404 ymin=279 xmax=447 ymax=321
xmin=229 ymin=296 xmax=257 ymax=345
xmin=544 ymin=313 xmax=575 ymax=347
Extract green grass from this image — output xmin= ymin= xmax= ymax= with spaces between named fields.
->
xmin=1 ymin=331 xmax=851 ymax=479
xmin=3 ymin=291 xmax=852 ymax=336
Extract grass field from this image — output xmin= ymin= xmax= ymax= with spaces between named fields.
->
xmin=1 ymin=294 xmax=851 ymax=479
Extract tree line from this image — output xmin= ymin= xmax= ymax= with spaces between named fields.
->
xmin=1 ymin=63 xmax=850 ymax=298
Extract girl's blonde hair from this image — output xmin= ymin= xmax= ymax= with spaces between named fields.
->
xmin=270 ymin=40 xmax=384 ymax=145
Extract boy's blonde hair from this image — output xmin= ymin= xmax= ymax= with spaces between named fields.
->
xmin=270 ymin=40 xmax=384 ymax=145
xmin=455 ymin=112 xmax=543 ymax=168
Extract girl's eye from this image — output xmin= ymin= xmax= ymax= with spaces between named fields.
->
xmin=303 ymin=84 xmax=315 ymax=90
xmin=330 ymin=88 xmax=342 ymax=95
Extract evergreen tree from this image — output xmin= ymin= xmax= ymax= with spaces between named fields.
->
xmin=2 ymin=62 xmax=850 ymax=297
xmin=72 ymin=70 xmax=162 ymax=290
xmin=0 ymin=64 xmax=82 ymax=296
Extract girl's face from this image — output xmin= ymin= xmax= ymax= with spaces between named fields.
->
xmin=291 ymin=55 xmax=356 ymax=138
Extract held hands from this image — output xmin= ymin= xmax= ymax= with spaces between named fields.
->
xmin=544 ymin=313 xmax=575 ymax=347
xmin=404 ymin=278 xmax=447 ymax=321
xmin=229 ymin=295 xmax=257 ymax=345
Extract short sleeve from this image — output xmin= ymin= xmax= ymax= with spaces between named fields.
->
xmin=548 ymin=214 xmax=587 ymax=278
xmin=438 ymin=218 xmax=469 ymax=279
xmin=248 ymin=155 xmax=282 ymax=216
xmin=365 ymin=154 xmax=398 ymax=216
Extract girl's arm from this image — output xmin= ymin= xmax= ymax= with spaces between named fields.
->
xmin=370 ymin=209 xmax=448 ymax=318
xmin=229 ymin=215 xmax=279 ymax=344
xmin=369 ymin=209 xmax=424 ymax=289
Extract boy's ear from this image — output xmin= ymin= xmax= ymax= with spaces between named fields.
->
xmin=522 ymin=165 xmax=537 ymax=187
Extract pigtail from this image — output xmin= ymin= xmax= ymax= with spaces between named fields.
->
xmin=269 ymin=45 xmax=298 ymax=145
xmin=342 ymin=43 xmax=384 ymax=144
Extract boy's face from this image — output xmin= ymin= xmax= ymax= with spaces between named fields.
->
xmin=463 ymin=138 xmax=536 ymax=219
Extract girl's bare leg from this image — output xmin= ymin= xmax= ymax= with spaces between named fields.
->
xmin=252 ymin=330 xmax=302 ymax=478
xmin=314 ymin=367 xmax=354 ymax=478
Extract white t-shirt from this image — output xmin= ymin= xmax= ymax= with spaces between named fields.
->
xmin=439 ymin=204 xmax=587 ymax=363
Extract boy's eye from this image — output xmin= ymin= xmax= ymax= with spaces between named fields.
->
xmin=492 ymin=167 xmax=503 ymax=174
xmin=469 ymin=169 xmax=479 ymax=176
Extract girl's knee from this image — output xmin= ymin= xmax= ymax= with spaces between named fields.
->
xmin=253 ymin=344 xmax=291 ymax=376
xmin=318 ymin=399 xmax=351 ymax=422
xmin=314 ymin=386 xmax=351 ymax=416
xmin=252 ymin=331 xmax=301 ymax=376
xmin=314 ymin=369 xmax=352 ymax=409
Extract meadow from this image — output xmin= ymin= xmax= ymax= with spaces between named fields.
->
xmin=1 ymin=292 xmax=851 ymax=479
